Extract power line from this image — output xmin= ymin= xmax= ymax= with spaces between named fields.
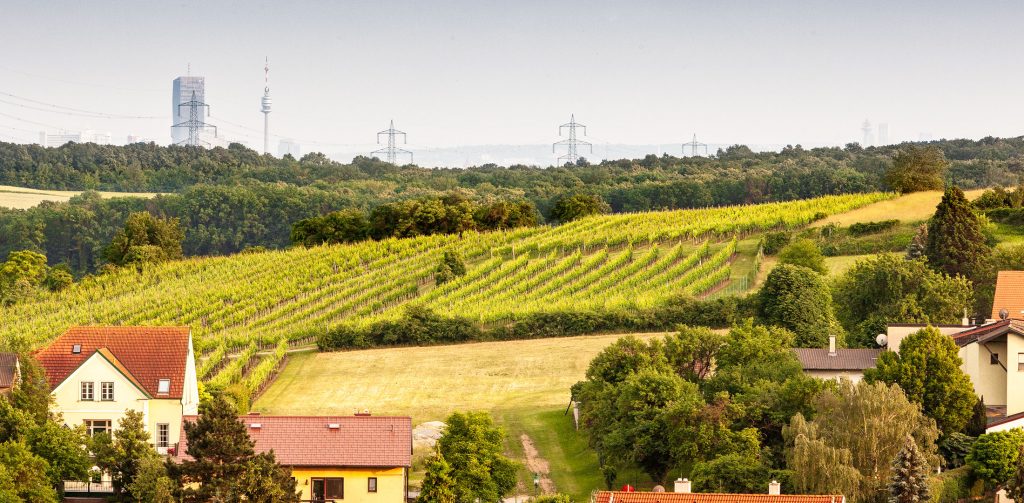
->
xmin=172 ymin=92 xmax=216 ymax=147
xmin=553 ymin=114 xmax=592 ymax=165
xmin=0 ymin=90 xmax=165 ymax=119
xmin=371 ymin=120 xmax=413 ymax=165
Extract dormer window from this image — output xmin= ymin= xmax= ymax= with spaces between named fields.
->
xmin=157 ymin=379 xmax=170 ymax=394
xmin=72 ymin=344 xmax=81 ymax=354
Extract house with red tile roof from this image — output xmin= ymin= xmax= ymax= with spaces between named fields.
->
xmin=0 ymin=353 xmax=20 ymax=395
xmin=174 ymin=414 xmax=413 ymax=503
xmin=792 ymin=335 xmax=881 ymax=383
xmin=34 ymin=326 xmax=199 ymax=454
xmin=595 ymin=478 xmax=845 ymax=503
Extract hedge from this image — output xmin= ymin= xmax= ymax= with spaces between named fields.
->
xmin=848 ymin=219 xmax=899 ymax=236
xmin=317 ymin=296 xmax=755 ymax=351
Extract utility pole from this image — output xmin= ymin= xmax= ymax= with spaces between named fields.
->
xmin=682 ymin=134 xmax=708 ymax=156
xmin=553 ymin=114 xmax=592 ymax=165
xmin=172 ymin=91 xmax=216 ymax=147
xmin=261 ymin=57 xmax=272 ymax=155
xmin=371 ymin=120 xmax=413 ymax=165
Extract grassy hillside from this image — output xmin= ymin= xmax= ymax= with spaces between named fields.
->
xmin=1 ymin=192 xmax=889 ymax=393
xmin=255 ymin=333 xmax=668 ymax=500
xmin=0 ymin=184 xmax=156 ymax=209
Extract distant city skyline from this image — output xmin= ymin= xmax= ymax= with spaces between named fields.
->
xmin=2 ymin=0 xmax=1023 ymax=164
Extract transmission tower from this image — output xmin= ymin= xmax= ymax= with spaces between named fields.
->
xmin=172 ymin=91 xmax=216 ymax=147
xmin=261 ymin=57 xmax=272 ymax=155
xmin=682 ymin=134 xmax=708 ymax=156
xmin=371 ymin=120 xmax=413 ymax=165
xmin=553 ymin=114 xmax=592 ymax=165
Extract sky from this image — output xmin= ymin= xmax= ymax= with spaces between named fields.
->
xmin=1 ymin=0 xmax=1023 ymax=158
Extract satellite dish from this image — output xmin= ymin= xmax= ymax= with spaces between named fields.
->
xmin=876 ymin=333 xmax=888 ymax=347
xmin=1000 ymin=308 xmax=1009 ymax=320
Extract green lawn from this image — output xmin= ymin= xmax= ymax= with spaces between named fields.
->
xmin=824 ymin=254 xmax=874 ymax=276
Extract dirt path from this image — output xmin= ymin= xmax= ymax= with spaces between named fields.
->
xmin=520 ymin=434 xmax=556 ymax=494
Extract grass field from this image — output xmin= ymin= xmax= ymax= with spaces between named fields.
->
xmin=255 ymin=333 xmax=667 ymax=500
xmin=812 ymin=189 xmax=984 ymax=227
xmin=0 ymin=185 xmax=156 ymax=209
xmin=824 ymin=254 xmax=874 ymax=275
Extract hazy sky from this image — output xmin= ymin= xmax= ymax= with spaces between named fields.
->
xmin=2 ymin=0 xmax=1023 ymax=152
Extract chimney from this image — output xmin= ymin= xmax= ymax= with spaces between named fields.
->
xmin=674 ymin=478 xmax=691 ymax=494
xmin=828 ymin=335 xmax=836 ymax=356
xmin=962 ymin=308 xmax=970 ymax=326
xmin=769 ymin=480 xmax=781 ymax=495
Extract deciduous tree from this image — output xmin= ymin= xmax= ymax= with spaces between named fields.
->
xmin=778 ymin=239 xmax=827 ymax=274
xmin=104 ymin=212 xmax=184 ymax=267
xmin=435 ymin=412 xmax=519 ymax=503
xmin=885 ymin=145 xmax=948 ymax=193
xmin=758 ymin=264 xmax=843 ymax=348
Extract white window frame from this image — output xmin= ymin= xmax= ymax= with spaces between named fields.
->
xmin=157 ymin=379 xmax=171 ymax=394
xmin=100 ymin=381 xmax=114 ymax=401
xmin=157 ymin=423 xmax=169 ymax=448
xmin=85 ymin=419 xmax=111 ymax=436
xmin=1018 ymin=352 xmax=1024 ymax=372
xmin=80 ymin=381 xmax=94 ymax=401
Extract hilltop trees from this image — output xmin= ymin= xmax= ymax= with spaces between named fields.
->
xmin=549 ymin=192 xmax=609 ymax=223
xmin=925 ymin=186 xmax=991 ymax=281
xmin=865 ymin=327 xmax=976 ymax=435
xmin=104 ymin=212 xmax=184 ymax=267
xmin=0 ymin=250 xmax=72 ymax=306
xmin=290 ymin=208 xmax=369 ymax=246
xmin=832 ymin=255 xmax=971 ymax=348
xmin=886 ymin=145 xmax=948 ymax=193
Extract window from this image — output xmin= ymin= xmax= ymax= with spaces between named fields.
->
xmin=71 ymin=344 xmax=81 ymax=354
xmin=992 ymin=353 xmax=1000 ymax=365
xmin=80 ymin=382 xmax=94 ymax=401
xmin=1019 ymin=353 xmax=1024 ymax=372
xmin=85 ymin=419 xmax=111 ymax=436
xmin=368 ymin=477 xmax=377 ymax=493
xmin=312 ymin=477 xmax=345 ymax=500
xmin=157 ymin=423 xmax=169 ymax=448
xmin=157 ymin=379 xmax=171 ymax=394
xmin=100 ymin=382 xmax=114 ymax=401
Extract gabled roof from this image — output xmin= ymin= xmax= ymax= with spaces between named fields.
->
xmin=34 ymin=326 xmax=191 ymax=399
xmin=992 ymin=271 xmax=1024 ymax=320
xmin=595 ymin=491 xmax=844 ymax=503
xmin=792 ymin=348 xmax=882 ymax=371
xmin=950 ymin=319 xmax=1024 ymax=347
xmin=175 ymin=415 xmax=412 ymax=468
xmin=0 ymin=353 xmax=19 ymax=389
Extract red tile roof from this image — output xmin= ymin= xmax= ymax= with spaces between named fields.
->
xmin=792 ymin=348 xmax=882 ymax=371
xmin=0 ymin=353 xmax=18 ymax=389
xmin=950 ymin=319 xmax=1024 ymax=347
xmin=595 ymin=492 xmax=844 ymax=503
xmin=175 ymin=415 xmax=412 ymax=468
xmin=34 ymin=326 xmax=191 ymax=399
xmin=992 ymin=271 xmax=1024 ymax=320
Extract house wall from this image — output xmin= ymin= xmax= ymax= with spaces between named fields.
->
xmin=181 ymin=335 xmax=199 ymax=416
xmin=52 ymin=353 xmax=185 ymax=450
xmin=1008 ymin=335 xmax=1024 ymax=415
xmin=291 ymin=466 xmax=406 ymax=502
xmin=53 ymin=352 xmax=150 ymax=431
xmin=805 ymin=370 xmax=866 ymax=383
xmin=886 ymin=325 xmax=971 ymax=352
xmin=961 ymin=341 xmax=1008 ymax=407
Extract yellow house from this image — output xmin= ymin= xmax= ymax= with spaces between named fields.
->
xmin=34 ymin=326 xmax=199 ymax=453
xmin=176 ymin=414 xmax=412 ymax=502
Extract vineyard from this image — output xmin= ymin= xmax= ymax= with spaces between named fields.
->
xmin=1 ymin=192 xmax=892 ymax=394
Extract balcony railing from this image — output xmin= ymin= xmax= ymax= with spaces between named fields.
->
xmin=63 ymin=480 xmax=114 ymax=494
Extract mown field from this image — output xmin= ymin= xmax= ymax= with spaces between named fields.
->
xmin=255 ymin=333 xmax=669 ymax=500
xmin=0 ymin=184 xmax=156 ymax=209
xmin=2 ymin=192 xmax=891 ymax=396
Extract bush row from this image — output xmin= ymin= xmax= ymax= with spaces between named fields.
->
xmin=317 ymin=296 xmax=755 ymax=351
xmin=847 ymin=219 xmax=899 ymax=236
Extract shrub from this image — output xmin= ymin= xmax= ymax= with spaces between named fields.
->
xmin=848 ymin=220 xmax=899 ymax=236
xmin=966 ymin=429 xmax=1024 ymax=489
xmin=762 ymin=232 xmax=791 ymax=255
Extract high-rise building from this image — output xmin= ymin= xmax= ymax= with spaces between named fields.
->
xmin=278 ymin=138 xmax=301 ymax=158
xmin=171 ymin=76 xmax=205 ymax=144
xmin=877 ymin=123 xmax=889 ymax=145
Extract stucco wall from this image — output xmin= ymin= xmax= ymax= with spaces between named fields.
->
xmin=805 ymin=370 xmax=866 ymax=383
xmin=291 ymin=466 xmax=406 ymax=502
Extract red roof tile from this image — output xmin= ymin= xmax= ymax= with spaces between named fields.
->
xmin=0 ymin=353 xmax=18 ymax=389
xmin=992 ymin=271 xmax=1024 ymax=320
xmin=595 ymin=492 xmax=844 ymax=503
xmin=950 ymin=319 xmax=1024 ymax=347
xmin=175 ymin=415 xmax=412 ymax=468
xmin=34 ymin=326 xmax=191 ymax=399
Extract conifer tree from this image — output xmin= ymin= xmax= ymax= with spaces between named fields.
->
xmin=889 ymin=435 xmax=931 ymax=503
xmin=925 ymin=186 xmax=990 ymax=280
xmin=967 ymin=397 xmax=988 ymax=437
